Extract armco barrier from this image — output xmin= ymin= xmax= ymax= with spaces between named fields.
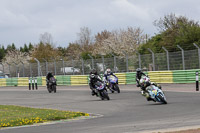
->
xmin=173 ymin=69 xmax=198 ymax=83
xmin=147 ymin=71 xmax=173 ymax=83
xmin=0 ymin=69 xmax=200 ymax=87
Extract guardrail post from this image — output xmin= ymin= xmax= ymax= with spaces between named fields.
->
xmin=42 ymin=58 xmax=48 ymax=75
xmin=123 ymin=52 xmax=129 ymax=72
xmin=72 ymin=59 xmax=75 ymax=75
xmin=12 ymin=61 xmax=18 ymax=77
xmin=81 ymin=58 xmax=84 ymax=75
xmin=60 ymin=58 xmax=65 ymax=75
xmin=34 ymin=58 xmax=41 ymax=77
xmin=136 ymin=51 xmax=141 ymax=69
xmin=193 ymin=43 xmax=200 ymax=69
xmin=101 ymin=55 xmax=105 ymax=72
xmin=52 ymin=58 xmax=57 ymax=75
xmin=177 ymin=45 xmax=185 ymax=70
xmin=162 ymin=46 xmax=170 ymax=70
xmin=88 ymin=54 xmax=94 ymax=69
xmin=20 ymin=61 xmax=25 ymax=77
xmin=111 ymin=54 xmax=117 ymax=72
xmin=147 ymin=48 xmax=155 ymax=71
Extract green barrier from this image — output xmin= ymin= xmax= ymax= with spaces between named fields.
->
xmin=6 ymin=78 xmax=18 ymax=86
xmin=173 ymin=69 xmax=199 ymax=83
xmin=56 ymin=75 xmax=71 ymax=85
xmin=36 ymin=77 xmax=42 ymax=86
xmin=126 ymin=72 xmax=136 ymax=84
xmin=1 ymin=69 xmax=200 ymax=87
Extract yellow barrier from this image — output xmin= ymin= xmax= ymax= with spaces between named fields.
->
xmin=115 ymin=73 xmax=126 ymax=84
xmin=0 ymin=78 xmax=6 ymax=86
xmin=18 ymin=77 xmax=29 ymax=86
xmin=148 ymin=71 xmax=173 ymax=83
xmin=71 ymin=75 xmax=88 ymax=85
xmin=42 ymin=77 xmax=46 ymax=86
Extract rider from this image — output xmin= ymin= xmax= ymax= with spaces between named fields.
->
xmin=103 ymin=68 xmax=118 ymax=85
xmin=136 ymin=68 xmax=146 ymax=87
xmin=89 ymin=69 xmax=103 ymax=96
xmin=46 ymin=72 xmax=54 ymax=89
xmin=139 ymin=77 xmax=156 ymax=102
xmin=140 ymin=76 xmax=162 ymax=102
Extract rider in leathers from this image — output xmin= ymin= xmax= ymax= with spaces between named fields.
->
xmin=136 ymin=68 xmax=146 ymax=87
xmin=89 ymin=69 xmax=103 ymax=96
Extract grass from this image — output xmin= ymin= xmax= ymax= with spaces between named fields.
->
xmin=0 ymin=105 xmax=89 ymax=128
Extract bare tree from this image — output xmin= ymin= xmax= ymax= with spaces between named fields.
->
xmin=39 ymin=32 xmax=54 ymax=45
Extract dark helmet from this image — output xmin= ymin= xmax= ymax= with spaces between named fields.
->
xmin=136 ymin=68 xmax=142 ymax=73
xmin=90 ymin=69 xmax=97 ymax=75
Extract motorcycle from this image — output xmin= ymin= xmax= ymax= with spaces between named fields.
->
xmin=107 ymin=75 xmax=120 ymax=93
xmin=47 ymin=77 xmax=57 ymax=93
xmin=94 ymin=81 xmax=110 ymax=100
xmin=145 ymin=85 xmax=167 ymax=104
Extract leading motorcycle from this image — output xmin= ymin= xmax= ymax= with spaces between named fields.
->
xmin=146 ymin=85 xmax=167 ymax=104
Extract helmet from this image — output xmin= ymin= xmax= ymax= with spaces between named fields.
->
xmin=139 ymin=76 xmax=150 ymax=87
xmin=90 ymin=74 xmax=95 ymax=79
xmin=136 ymin=68 xmax=142 ymax=72
xmin=91 ymin=69 xmax=97 ymax=75
xmin=106 ymin=68 xmax=111 ymax=75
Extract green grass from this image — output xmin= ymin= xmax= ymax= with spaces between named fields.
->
xmin=0 ymin=105 xmax=89 ymax=128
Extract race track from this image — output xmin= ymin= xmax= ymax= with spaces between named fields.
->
xmin=0 ymin=84 xmax=200 ymax=133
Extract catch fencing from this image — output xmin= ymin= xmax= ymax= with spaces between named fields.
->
xmin=1 ymin=48 xmax=200 ymax=77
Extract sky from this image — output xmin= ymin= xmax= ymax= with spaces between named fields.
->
xmin=0 ymin=0 xmax=200 ymax=48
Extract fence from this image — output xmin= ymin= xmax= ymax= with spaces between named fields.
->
xmin=1 ymin=48 xmax=200 ymax=77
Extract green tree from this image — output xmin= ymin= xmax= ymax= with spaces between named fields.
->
xmin=139 ymin=13 xmax=200 ymax=53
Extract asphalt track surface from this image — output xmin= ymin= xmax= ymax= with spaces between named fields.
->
xmin=0 ymin=84 xmax=200 ymax=133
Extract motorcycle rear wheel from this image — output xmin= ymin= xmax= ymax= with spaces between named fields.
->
xmin=114 ymin=84 xmax=120 ymax=93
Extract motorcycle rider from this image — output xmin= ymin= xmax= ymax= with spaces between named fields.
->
xmin=46 ymin=72 xmax=54 ymax=89
xmin=139 ymin=77 xmax=156 ymax=102
xmin=89 ymin=69 xmax=103 ymax=96
xmin=103 ymin=68 xmax=118 ymax=85
xmin=136 ymin=68 xmax=146 ymax=87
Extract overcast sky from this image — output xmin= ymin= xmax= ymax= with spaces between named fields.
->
xmin=0 ymin=0 xmax=200 ymax=48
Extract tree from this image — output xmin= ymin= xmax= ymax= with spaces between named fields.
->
xmin=92 ymin=27 xmax=146 ymax=56
xmin=139 ymin=13 xmax=200 ymax=53
xmin=39 ymin=32 xmax=54 ymax=45
xmin=31 ymin=42 xmax=60 ymax=61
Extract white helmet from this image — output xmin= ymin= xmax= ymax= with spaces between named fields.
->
xmin=139 ymin=76 xmax=150 ymax=87
xmin=106 ymin=68 xmax=111 ymax=75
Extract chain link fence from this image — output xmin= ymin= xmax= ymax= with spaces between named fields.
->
xmin=1 ymin=49 xmax=200 ymax=77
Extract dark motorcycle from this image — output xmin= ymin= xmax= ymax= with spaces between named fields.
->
xmin=94 ymin=81 xmax=110 ymax=100
xmin=47 ymin=77 xmax=57 ymax=93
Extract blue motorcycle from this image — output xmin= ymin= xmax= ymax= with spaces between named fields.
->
xmin=108 ymin=75 xmax=120 ymax=93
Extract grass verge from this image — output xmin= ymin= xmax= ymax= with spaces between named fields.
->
xmin=0 ymin=105 xmax=89 ymax=128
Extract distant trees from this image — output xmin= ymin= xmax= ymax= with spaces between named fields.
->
xmin=139 ymin=13 xmax=200 ymax=54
